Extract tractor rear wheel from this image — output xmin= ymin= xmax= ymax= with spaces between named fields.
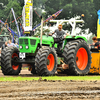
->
xmin=35 ymin=47 xmax=57 ymax=76
xmin=1 ymin=47 xmax=22 ymax=75
xmin=62 ymin=39 xmax=91 ymax=75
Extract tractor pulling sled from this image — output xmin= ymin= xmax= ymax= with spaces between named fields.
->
xmin=1 ymin=0 xmax=92 ymax=76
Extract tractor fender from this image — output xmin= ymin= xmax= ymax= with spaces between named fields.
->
xmin=65 ymin=35 xmax=87 ymax=42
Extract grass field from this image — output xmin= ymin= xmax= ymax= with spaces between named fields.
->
xmin=1 ymin=75 xmax=100 ymax=81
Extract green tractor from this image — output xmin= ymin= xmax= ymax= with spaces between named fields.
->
xmin=1 ymin=19 xmax=91 ymax=76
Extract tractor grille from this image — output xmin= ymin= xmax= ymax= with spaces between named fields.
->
xmin=24 ymin=39 xmax=28 ymax=44
xmin=19 ymin=39 xmax=23 ymax=44
xmin=30 ymin=39 xmax=36 ymax=45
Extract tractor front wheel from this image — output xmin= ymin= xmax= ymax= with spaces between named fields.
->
xmin=1 ymin=47 xmax=22 ymax=75
xmin=35 ymin=47 xmax=57 ymax=76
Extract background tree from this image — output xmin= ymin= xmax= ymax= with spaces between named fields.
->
xmin=0 ymin=0 xmax=100 ymax=36
xmin=0 ymin=0 xmax=23 ymax=33
xmin=44 ymin=0 xmax=99 ymax=35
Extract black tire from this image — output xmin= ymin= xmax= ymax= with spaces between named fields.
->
xmin=62 ymin=39 xmax=91 ymax=75
xmin=1 ymin=47 xmax=7 ymax=74
xmin=35 ymin=47 xmax=57 ymax=76
xmin=1 ymin=47 xmax=22 ymax=75
xmin=31 ymin=64 xmax=36 ymax=74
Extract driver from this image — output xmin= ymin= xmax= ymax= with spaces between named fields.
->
xmin=49 ymin=24 xmax=69 ymax=39
xmin=49 ymin=24 xmax=69 ymax=49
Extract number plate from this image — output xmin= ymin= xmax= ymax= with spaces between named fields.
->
xmin=19 ymin=53 xmax=25 ymax=59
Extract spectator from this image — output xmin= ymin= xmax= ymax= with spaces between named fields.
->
xmin=15 ymin=43 xmax=19 ymax=48
xmin=1 ymin=41 xmax=7 ymax=50
xmin=9 ymin=33 xmax=14 ymax=43
xmin=7 ymin=39 xmax=16 ymax=47
xmin=91 ymin=36 xmax=100 ymax=49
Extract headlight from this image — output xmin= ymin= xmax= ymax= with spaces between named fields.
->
xmin=26 ymin=46 xmax=29 ymax=49
xmin=20 ymin=46 xmax=23 ymax=49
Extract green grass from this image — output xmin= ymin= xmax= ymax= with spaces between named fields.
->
xmin=1 ymin=75 xmax=100 ymax=81
xmin=0 ymin=76 xmax=37 ymax=81
xmin=42 ymin=76 xmax=100 ymax=81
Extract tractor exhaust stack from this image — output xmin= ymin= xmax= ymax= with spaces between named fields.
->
xmin=40 ymin=16 xmax=43 ymax=47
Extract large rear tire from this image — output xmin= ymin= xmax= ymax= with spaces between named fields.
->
xmin=35 ymin=47 xmax=57 ymax=76
xmin=1 ymin=47 xmax=22 ymax=75
xmin=62 ymin=39 xmax=91 ymax=75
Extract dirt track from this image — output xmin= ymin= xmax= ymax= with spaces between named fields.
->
xmin=0 ymin=70 xmax=100 ymax=100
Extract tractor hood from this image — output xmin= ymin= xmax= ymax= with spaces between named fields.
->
xmin=41 ymin=35 xmax=54 ymax=44
xmin=19 ymin=35 xmax=54 ymax=44
xmin=19 ymin=35 xmax=54 ymax=53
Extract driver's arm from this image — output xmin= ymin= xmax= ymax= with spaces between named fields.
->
xmin=64 ymin=33 xmax=69 ymax=38
xmin=66 ymin=33 xmax=70 ymax=36
xmin=49 ymin=32 xmax=55 ymax=36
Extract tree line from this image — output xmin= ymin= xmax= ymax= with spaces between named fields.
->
xmin=0 ymin=0 xmax=100 ymax=35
